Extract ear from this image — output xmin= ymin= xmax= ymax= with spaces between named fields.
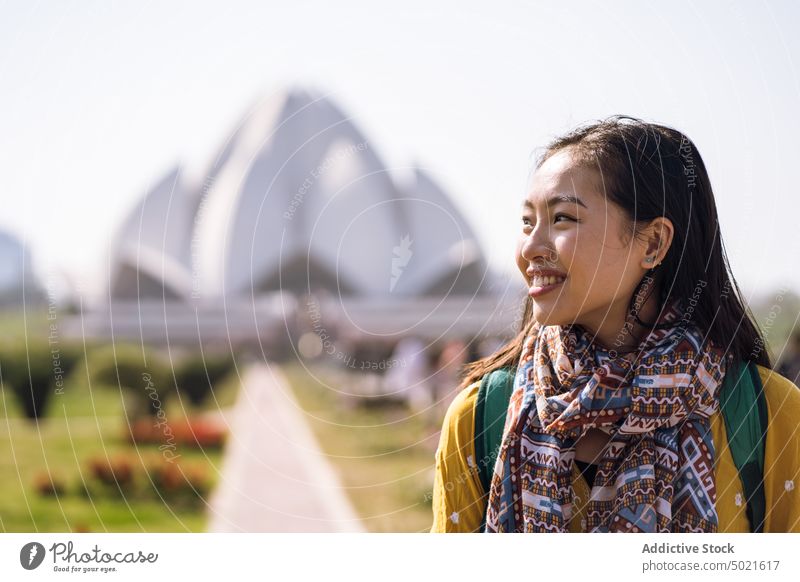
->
xmin=640 ymin=217 xmax=674 ymax=269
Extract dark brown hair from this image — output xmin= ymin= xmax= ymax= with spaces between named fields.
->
xmin=461 ymin=115 xmax=772 ymax=389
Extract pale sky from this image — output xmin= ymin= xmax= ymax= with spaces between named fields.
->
xmin=1 ymin=0 xmax=798 ymax=302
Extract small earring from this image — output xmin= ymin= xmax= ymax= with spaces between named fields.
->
xmin=645 ymin=256 xmax=655 ymax=263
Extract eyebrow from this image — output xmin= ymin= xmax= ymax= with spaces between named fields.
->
xmin=523 ymin=195 xmax=588 ymax=210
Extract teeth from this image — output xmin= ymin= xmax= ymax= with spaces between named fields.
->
xmin=533 ymin=275 xmax=565 ymax=287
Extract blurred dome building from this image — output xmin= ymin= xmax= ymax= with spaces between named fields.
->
xmin=109 ymin=166 xmax=197 ymax=300
xmin=108 ymin=88 xmax=491 ymax=302
xmin=89 ymin=87 xmax=523 ymax=347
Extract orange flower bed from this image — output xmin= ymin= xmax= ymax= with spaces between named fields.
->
xmin=33 ymin=471 xmax=66 ymax=496
xmin=87 ymin=454 xmax=136 ymax=488
xmin=127 ymin=417 xmax=227 ymax=449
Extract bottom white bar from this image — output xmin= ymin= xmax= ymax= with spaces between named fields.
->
xmin=1 ymin=533 xmax=798 ymax=581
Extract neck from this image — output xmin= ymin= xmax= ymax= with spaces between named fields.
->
xmin=577 ymin=280 xmax=661 ymax=354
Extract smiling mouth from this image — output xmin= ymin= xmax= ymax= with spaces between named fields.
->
xmin=530 ymin=274 xmax=566 ymax=287
xmin=528 ymin=275 xmax=566 ymax=297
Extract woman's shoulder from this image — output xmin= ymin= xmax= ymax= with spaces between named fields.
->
xmin=441 ymin=380 xmax=481 ymax=436
xmin=756 ymin=364 xmax=800 ymax=419
xmin=435 ymin=381 xmax=482 ymax=487
xmin=441 ymin=368 xmax=515 ymax=429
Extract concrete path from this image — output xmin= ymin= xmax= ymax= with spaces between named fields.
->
xmin=206 ymin=363 xmax=364 ymax=532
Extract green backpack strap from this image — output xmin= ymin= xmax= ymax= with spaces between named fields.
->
xmin=719 ymin=359 xmax=768 ymax=532
xmin=474 ymin=367 xmax=515 ymax=496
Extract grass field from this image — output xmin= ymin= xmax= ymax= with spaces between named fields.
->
xmin=0 ymin=328 xmax=242 ymax=532
xmin=0 ymin=412 xmax=216 ymax=532
xmin=281 ymin=360 xmax=441 ymax=533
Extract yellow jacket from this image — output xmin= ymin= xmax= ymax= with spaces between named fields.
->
xmin=431 ymin=365 xmax=800 ymax=532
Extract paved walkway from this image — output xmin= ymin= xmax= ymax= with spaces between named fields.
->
xmin=206 ymin=363 xmax=365 ymax=532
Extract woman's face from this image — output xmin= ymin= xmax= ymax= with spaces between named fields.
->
xmin=516 ymin=149 xmax=651 ymax=336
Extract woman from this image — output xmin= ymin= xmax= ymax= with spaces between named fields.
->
xmin=430 ymin=116 xmax=800 ymax=533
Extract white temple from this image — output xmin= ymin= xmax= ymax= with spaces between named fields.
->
xmin=108 ymin=88 xmax=491 ymax=302
xmin=78 ymin=88 xmax=520 ymax=346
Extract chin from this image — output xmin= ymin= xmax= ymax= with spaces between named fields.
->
xmin=531 ymin=302 xmax=575 ymax=328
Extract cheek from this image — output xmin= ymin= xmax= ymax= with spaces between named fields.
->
xmin=574 ymin=220 xmax=628 ymax=266
xmin=560 ymin=231 xmax=617 ymax=292
xmin=574 ymin=235 xmax=637 ymax=299
xmin=552 ymin=233 xmax=578 ymax=275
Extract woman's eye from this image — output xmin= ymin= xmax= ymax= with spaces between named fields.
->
xmin=522 ymin=214 xmax=574 ymax=231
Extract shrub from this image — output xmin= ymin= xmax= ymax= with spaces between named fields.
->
xmin=33 ymin=471 xmax=66 ymax=496
xmin=127 ymin=416 xmax=227 ymax=449
xmin=0 ymin=340 xmax=63 ymax=419
xmin=54 ymin=342 xmax=84 ymax=380
xmin=170 ymin=417 xmax=227 ymax=449
xmin=146 ymin=458 xmax=212 ymax=503
xmin=40 ymin=453 xmax=214 ymax=507
xmin=86 ymin=454 xmax=136 ymax=490
xmin=86 ymin=344 xmax=170 ymax=420
xmin=173 ymin=353 xmax=235 ymax=407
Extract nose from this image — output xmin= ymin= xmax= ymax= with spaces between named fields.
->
xmin=520 ymin=221 xmax=555 ymax=264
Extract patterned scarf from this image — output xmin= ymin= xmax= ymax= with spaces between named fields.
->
xmin=484 ymin=296 xmax=728 ymax=532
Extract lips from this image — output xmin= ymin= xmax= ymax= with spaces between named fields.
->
xmin=525 ymin=267 xmax=567 ymax=299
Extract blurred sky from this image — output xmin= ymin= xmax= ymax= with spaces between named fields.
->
xmin=1 ymin=0 xmax=799 ymax=301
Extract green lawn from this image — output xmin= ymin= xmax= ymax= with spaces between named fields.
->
xmin=281 ymin=361 xmax=440 ymax=532
xmin=0 ymin=413 xmax=215 ymax=532
xmin=0 ymin=337 xmax=241 ymax=533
